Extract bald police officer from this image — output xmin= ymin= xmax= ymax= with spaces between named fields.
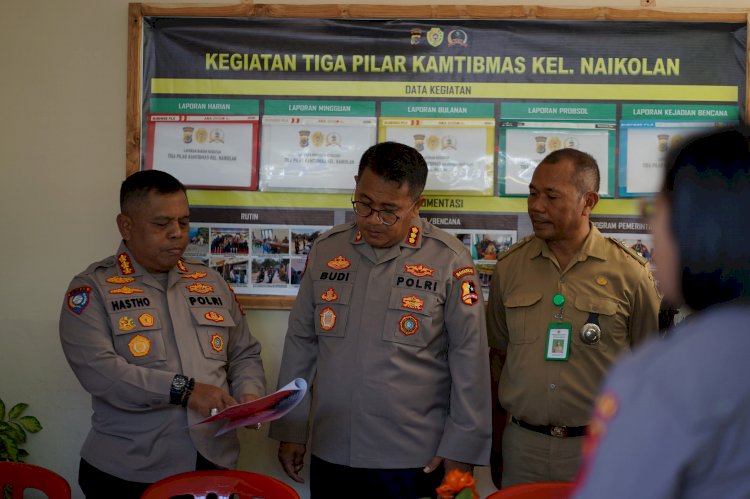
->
xmin=486 ymin=148 xmax=660 ymax=488
xmin=60 ymin=170 xmax=266 ymax=498
xmin=269 ymin=142 xmax=491 ymax=499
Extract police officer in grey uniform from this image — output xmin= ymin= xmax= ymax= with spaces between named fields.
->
xmin=59 ymin=170 xmax=266 ymax=498
xmin=268 ymin=142 xmax=491 ymax=499
xmin=575 ymin=127 xmax=750 ymax=499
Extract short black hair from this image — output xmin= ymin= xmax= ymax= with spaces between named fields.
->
xmin=357 ymin=142 xmax=428 ymax=199
xmin=662 ymin=126 xmax=750 ymax=311
xmin=540 ymin=148 xmax=600 ymax=194
xmin=120 ymin=170 xmax=186 ymax=213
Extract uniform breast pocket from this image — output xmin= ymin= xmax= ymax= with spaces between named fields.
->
xmin=504 ymin=292 xmax=543 ymax=344
xmin=189 ymin=307 xmax=236 ymax=361
xmin=381 ymin=292 xmax=436 ymax=348
xmin=572 ymin=296 xmax=619 ymax=351
xmin=109 ymin=309 xmax=167 ymax=366
xmin=312 ymin=281 xmax=353 ymax=338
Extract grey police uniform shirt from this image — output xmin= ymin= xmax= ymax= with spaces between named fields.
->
xmin=268 ymin=218 xmax=492 ymax=468
xmin=59 ymin=242 xmax=266 ymax=483
xmin=574 ymin=300 xmax=750 ymax=499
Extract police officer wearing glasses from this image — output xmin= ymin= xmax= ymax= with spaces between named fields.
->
xmin=269 ymin=141 xmax=491 ymax=498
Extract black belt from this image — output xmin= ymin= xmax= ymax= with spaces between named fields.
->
xmin=511 ymin=417 xmax=587 ymax=438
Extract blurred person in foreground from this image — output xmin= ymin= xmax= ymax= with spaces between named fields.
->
xmin=268 ymin=141 xmax=491 ymax=498
xmin=575 ymin=127 xmax=750 ymax=498
xmin=59 ymin=170 xmax=266 ymax=498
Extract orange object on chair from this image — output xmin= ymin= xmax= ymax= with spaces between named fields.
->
xmin=485 ymin=481 xmax=575 ymax=499
xmin=0 ymin=462 xmax=72 ymax=499
xmin=140 ymin=470 xmax=300 ymax=499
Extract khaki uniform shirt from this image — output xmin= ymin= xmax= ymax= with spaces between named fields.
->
xmin=59 ymin=242 xmax=266 ymax=483
xmin=268 ymin=218 xmax=492 ymax=468
xmin=486 ymin=226 xmax=660 ymax=427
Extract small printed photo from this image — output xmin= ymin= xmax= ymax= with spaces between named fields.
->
xmin=252 ymin=228 xmax=290 ymax=255
xmin=210 ymin=255 xmax=249 ymax=286
xmin=608 ymin=233 xmax=653 ymax=263
xmin=546 ymin=328 xmax=570 ymax=360
xmin=210 ymin=227 xmax=250 ymax=255
xmin=476 ymin=261 xmax=497 ymax=288
xmin=473 ymin=231 xmax=516 ymax=261
xmin=184 ymin=226 xmax=209 ymax=258
xmin=291 ymin=227 xmax=325 ymax=256
xmin=251 ymin=257 xmax=291 ymax=286
xmin=289 ymin=258 xmax=307 ymax=285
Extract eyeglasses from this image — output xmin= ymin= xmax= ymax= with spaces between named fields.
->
xmin=351 ymin=199 xmax=417 ymax=226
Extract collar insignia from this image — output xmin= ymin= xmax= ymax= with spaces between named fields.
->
xmin=405 ymin=226 xmax=420 ymax=247
xmin=176 ymin=259 xmax=188 ymax=273
xmin=118 ymin=253 xmax=134 ymax=275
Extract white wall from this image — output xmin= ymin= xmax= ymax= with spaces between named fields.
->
xmin=2 ymin=1 xmax=748 ymax=497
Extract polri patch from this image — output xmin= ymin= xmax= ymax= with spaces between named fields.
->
xmin=117 ymin=253 xmax=134 ymax=275
xmin=399 ymin=314 xmax=419 ymax=335
xmin=67 ymin=286 xmax=91 ymax=315
xmin=460 ymin=280 xmax=479 ymax=306
xmin=128 ymin=334 xmax=150 ymax=357
xmin=404 ymin=264 xmax=434 ymax=277
xmin=319 ymin=307 xmax=336 ymax=331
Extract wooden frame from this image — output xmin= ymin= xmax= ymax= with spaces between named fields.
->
xmin=127 ymin=4 xmax=750 ymax=310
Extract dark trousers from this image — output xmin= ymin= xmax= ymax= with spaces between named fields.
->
xmin=310 ymin=454 xmax=444 ymax=499
xmin=79 ymin=453 xmax=221 ymax=499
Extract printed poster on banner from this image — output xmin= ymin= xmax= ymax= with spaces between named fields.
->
xmin=499 ymin=102 xmax=616 ymax=197
xmin=146 ymin=98 xmax=260 ymax=190
xmin=259 ymin=100 xmax=377 ymax=192
xmin=380 ymin=102 xmax=495 ymax=196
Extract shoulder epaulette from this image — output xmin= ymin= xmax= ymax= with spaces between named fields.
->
xmin=496 ymin=235 xmax=535 ymax=263
xmin=81 ymin=255 xmax=116 ymax=275
xmin=315 ymin=221 xmax=356 ymax=242
xmin=606 ymin=237 xmax=649 ymax=267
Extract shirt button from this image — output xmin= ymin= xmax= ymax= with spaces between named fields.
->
xmin=549 ymin=383 xmax=557 ymax=390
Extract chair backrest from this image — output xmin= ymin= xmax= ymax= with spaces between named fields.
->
xmin=140 ymin=470 xmax=300 ymax=499
xmin=0 ymin=462 xmax=72 ymax=499
xmin=485 ymin=481 xmax=575 ymax=499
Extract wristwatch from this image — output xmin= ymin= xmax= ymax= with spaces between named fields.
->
xmin=169 ymin=374 xmax=189 ymax=405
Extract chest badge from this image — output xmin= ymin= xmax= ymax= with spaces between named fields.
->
xmin=138 ymin=313 xmax=155 ymax=327
xmin=401 ymin=295 xmax=425 ymax=311
xmin=106 ymin=275 xmax=135 ymax=284
xmin=204 ymin=311 xmax=225 ymax=323
xmin=399 ymin=314 xmax=420 ymax=335
xmin=210 ymin=333 xmax=224 ymax=352
xmin=319 ymin=307 xmax=336 ymax=331
xmin=182 ymin=272 xmax=208 ymax=280
xmin=109 ymin=286 xmax=144 ymax=295
xmin=117 ymin=253 xmax=135 ymax=275
xmin=321 ymin=288 xmax=338 ymax=302
xmin=118 ymin=316 xmax=136 ymax=331
xmin=595 ymin=276 xmax=608 ymax=286
xmin=327 ymin=256 xmax=351 ymax=270
xmin=128 ymin=334 xmax=151 ymax=357
xmin=187 ymin=283 xmax=214 ymax=294
xmin=404 ymin=264 xmax=434 ymax=277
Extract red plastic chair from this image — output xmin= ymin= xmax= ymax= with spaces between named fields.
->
xmin=140 ymin=470 xmax=300 ymax=499
xmin=0 ymin=462 xmax=72 ymax=499
xmin=485 ymin=481 xmax=575 ymax=499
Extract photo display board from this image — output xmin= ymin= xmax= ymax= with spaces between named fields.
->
xmin=128 ymin=5 xmax=748 ymax=307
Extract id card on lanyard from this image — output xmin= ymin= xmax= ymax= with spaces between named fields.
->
xmin=546 ymin=293 xmax=570 ymax=361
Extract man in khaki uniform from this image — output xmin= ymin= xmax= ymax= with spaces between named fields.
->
xmin=486 ymin=148 xmax=660 ymax=488
xmin=59 ymin=170 xmax=266 ymax=498
xmin=269 ymin=142 xmax=491 ymax=499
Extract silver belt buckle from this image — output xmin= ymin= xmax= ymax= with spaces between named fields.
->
xmin=550 ymin=425 xmax=568 ymax=438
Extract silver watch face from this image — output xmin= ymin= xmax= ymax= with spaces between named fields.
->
xmin=172 ymin=376 xmax=187 ymax=390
